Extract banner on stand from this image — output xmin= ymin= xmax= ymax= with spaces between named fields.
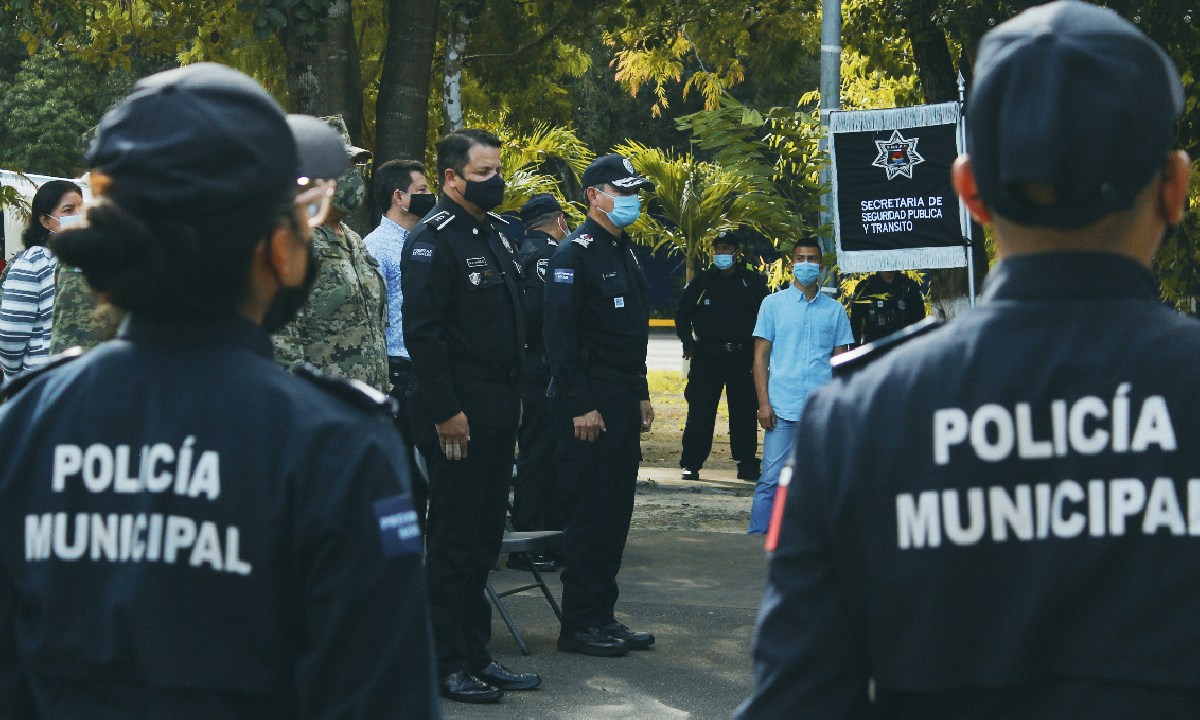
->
xmin=828 ymin=102 xmax=967 ymax=273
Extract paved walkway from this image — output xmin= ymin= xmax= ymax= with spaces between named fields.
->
xmin=443 ymin=522 xmax=768 ymax=719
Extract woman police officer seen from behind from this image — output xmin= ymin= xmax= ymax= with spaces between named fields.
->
xmin=0 ymin=64 xmax=437 ymax=718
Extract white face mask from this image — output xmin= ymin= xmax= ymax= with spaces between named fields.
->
xmin=56 ymin=214 xmax=84 ymax=230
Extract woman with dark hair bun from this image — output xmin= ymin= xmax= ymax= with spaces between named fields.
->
xmin=0 ymin=179 xmax=83 ymax=378
xmin=0 ymin=64 xmax=437 ymax=718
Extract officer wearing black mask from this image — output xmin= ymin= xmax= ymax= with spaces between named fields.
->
xmin=0 ymin=63 xmax=437 ymax=718
xmin=401 ymin=128 xmax=538 ymax=704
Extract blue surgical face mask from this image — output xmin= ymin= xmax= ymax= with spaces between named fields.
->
xmin=713 ymin=254 xmax=734 ymax=270
xmin=598 ymin=189 xmax=641 ymax=228
xmin=793 ymin=261 xmax=821 ymax=286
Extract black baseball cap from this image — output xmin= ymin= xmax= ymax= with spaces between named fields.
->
xmin=87 ymin=63 xmax=347 ymax=220
xmin=966 ymin=0 xmax=1184 ymax=229
xmin=519 ymin=193 xmax=563 ymax=224
xmin=714 ymin=228 xmax=745 ymax=247
xmin=581 ymin=154 xmax=655 ymax=192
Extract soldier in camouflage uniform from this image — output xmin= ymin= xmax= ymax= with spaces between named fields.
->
xmin=49 ymin=266 xmax=124 ymax=355
xmin=271 ymin=117 xmax=390 ymax=393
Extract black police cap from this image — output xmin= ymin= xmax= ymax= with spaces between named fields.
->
xmin=519 ymin=193 xmax=563 ymax=224
xmin=966 ymin=0 xmax=1184 ymax=229
xmin=581 ymin=154 xmax=655 ymax=192
xmin=87 ymin=63 xmax=347 ymax=220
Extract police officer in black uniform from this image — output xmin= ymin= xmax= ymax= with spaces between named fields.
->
xmin=738 ymin=3 xmax=1197 ymax=717
xmin=401 ymin=128 xmax=540 ymax=704
xmin=545 ymin=154 xmax=657 ymax=657
xmin=511 ymin=194 xmax=570 ymax=569
xmin=849 ymin=270 xmax=926 ymax=346
xmin=675 ymin=228 xmax=768 ymax=481
xmin=0 ymin=63 xmax=438 ymax=718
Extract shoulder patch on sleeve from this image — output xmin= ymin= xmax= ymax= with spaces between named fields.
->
xmin=292 ymin=363 xmax=398 ymax=417
xmin=3 ymin=347 xmax=83 ymax=399
xmin=553 ymin=268 xmax=575 ymax=284
xmin=374 ymin=494 xmax=423 ymax=557
xmin=832 ymin=316 xmax=943 ymax=379
xmin=536 ymin=258 xmax=549 ymax=280
xmin=410 ymin=242 xmax=436 ymax=263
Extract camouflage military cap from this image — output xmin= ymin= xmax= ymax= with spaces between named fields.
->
xmin=320 ymin=114 xmax=372 ymax=163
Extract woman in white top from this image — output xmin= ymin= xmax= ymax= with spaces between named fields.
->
xmin=0 ymin=180 xmax=82 ymax=378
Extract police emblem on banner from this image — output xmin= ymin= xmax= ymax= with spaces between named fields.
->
xmin=872 ymin=130 xmax=925 ymax=180
xmin=828 ymin=102 xmax=969 ymax=273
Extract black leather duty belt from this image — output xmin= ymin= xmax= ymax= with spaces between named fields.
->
xmin=699 ymin=341 xmax=749 ymax=351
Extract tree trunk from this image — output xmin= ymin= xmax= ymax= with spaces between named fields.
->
xmin=441 ymin=0 xmax=484 ymax=136
xmin=376 ymin=0 xmax=441 ymax=165
xmin=280 ymin=0 xmax=365 ymax=143
xmin=902 ymin=0 xmax=958 ymax=103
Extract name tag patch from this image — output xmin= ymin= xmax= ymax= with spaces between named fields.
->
xmin=466 ymin=257 xmax=487 ymax=268
xmin=411 ymin=243 xmax=435 ymax=263
xmin=614 ymin=297 xmax=625 ymax=308
xmin=554 ymin=269 xmax=574 ymax=284
xmin=373 ymin=494 xmax=422 ymax=558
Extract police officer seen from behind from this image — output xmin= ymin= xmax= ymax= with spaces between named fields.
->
xmin=363 ymin=158 xmax=435 ymax=533
xmin=675 ymin=228 xmax=768 ymax=482
xmin=401 ymin=128 xmax=540 ymax=704
xmin=738 ymin=2 xmax=1196 ymax=717
xmin=272 ymin=115 xmax=390 ymax=394
xmin=0 ymin=63 xmax=438 ymax=718
xmin=849 ymin=270 xmax=926 ymax=346
xmin=511 ymin=193 xmax=570 ymax=571
xmin=545 ymin=154 xmax=657 ymax=657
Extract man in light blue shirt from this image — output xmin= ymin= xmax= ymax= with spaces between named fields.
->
xmin=750 ymin=239 xmax=853 ymax=534
xmin=363 ymin=158 xmax=436 ymax=530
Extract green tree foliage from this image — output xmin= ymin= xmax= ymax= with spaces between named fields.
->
xmin=0 ymin=50 xmax=137 ymax=176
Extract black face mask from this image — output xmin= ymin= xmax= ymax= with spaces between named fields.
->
xmin=262 ymin=241 xmax=319 ymax=333
xmin=461 ymin=173 xmax=505 ymax=212
xmin=406 ymin=192 xmax=437 ymax=218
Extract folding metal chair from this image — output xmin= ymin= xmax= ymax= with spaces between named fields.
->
xmin=486 ymin=529 xmax=564 ymax=655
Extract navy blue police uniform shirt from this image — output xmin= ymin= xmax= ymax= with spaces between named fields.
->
xmin=517 ymin=229 xmax=558 ymax=358
xmin=0 ymin=314 xmax=437 ymax=719
xmin=675 ymin=263 xmax=768 ymax=354
xmin=400 ymin=196 xmax=524 ymax=428
xmin=543 ymin=217 xmax=651 ymax=418
xmin=739 ymin=252 xmax=1200 ymax=719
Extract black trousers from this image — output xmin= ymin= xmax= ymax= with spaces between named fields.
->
xmin=552 ymin=377 xmax=641 ymax=631
xmin=513 ymin=358 xmax=564 ymax=532
xmin=680 ymin=345 xmax=758 ymax=470
xmin=417 ymin=378 xmax=519 ymax=677
xmin=388 ymin=358 xmax=428 ymax=534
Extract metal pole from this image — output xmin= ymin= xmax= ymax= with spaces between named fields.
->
xmin=818 ymin=0 xmax=842 ymax=288
xmin=957 ymin=71 xmax=976 ymax=306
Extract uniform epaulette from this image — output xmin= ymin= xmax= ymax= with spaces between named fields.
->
xmin=3 ymin=347 xmax=84 ymax=399
xmin=292 ymin=363 xmax=398 ymax=417
xmin=831 ymin=316 xmax=943 ymax=379
xmin=572 ymin=233 xmax=594 ymax=249
xmin=426 ymin=210 xmax=455 ymax=231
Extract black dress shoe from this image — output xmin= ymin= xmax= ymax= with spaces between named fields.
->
xmin=557 ymin=626 xmax=629 ymax=657
xmin=440 ymin=671 xmax=503 ymax=704
xmin=603 ymin=621 xmax=655 ymax=650
xmin=680 ymin=468 xmax=700 ymax=481
xmin=475 ymin=661 xmax=541 ymax=690
xmin=506 ymin=553 xmax=559 ymax=573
